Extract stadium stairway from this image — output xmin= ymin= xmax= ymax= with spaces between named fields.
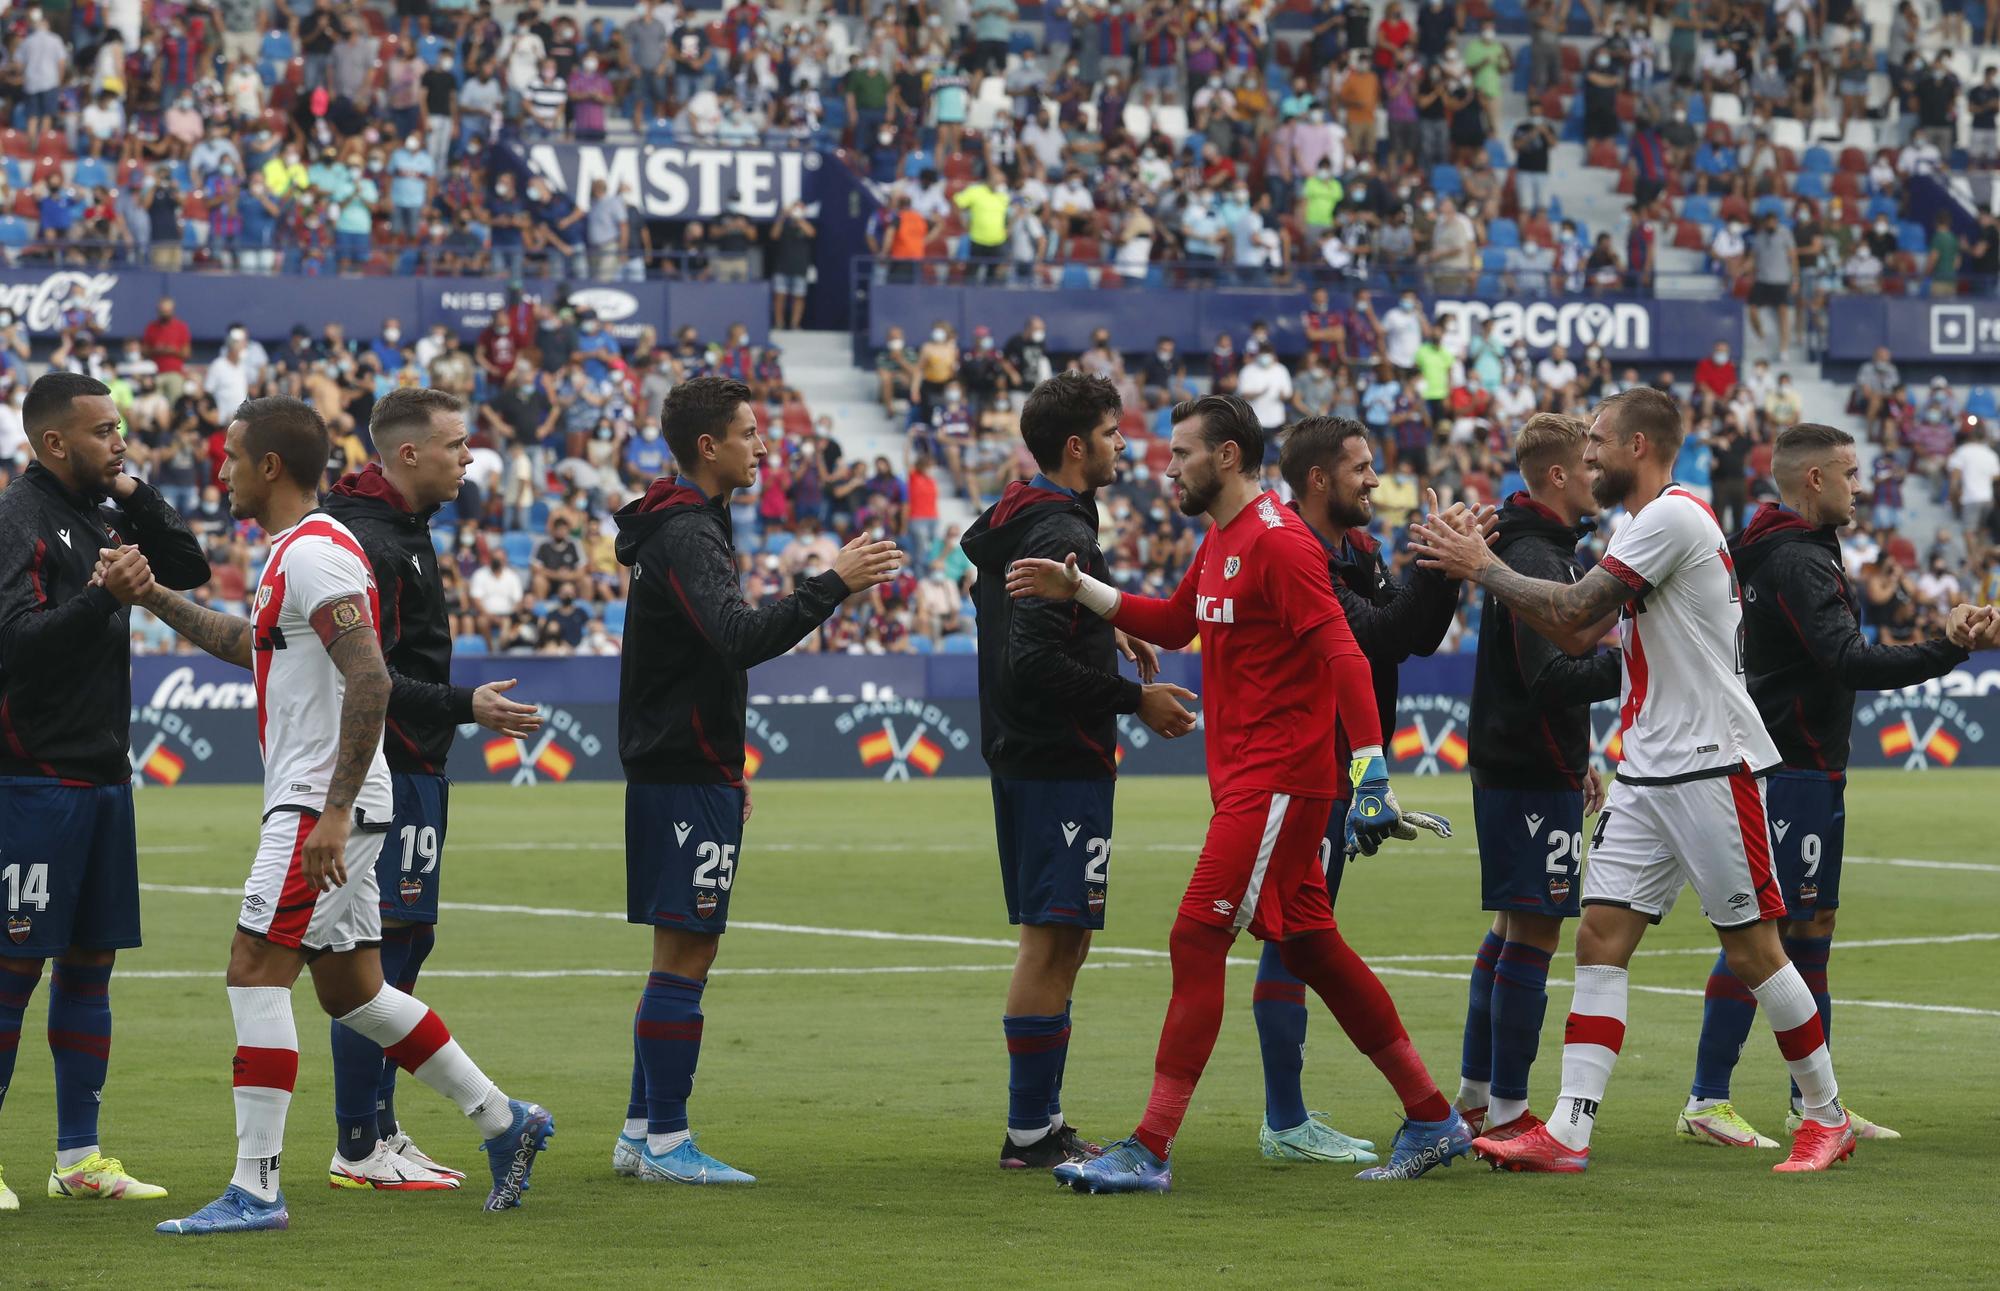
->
xmin=772 ymin=329 xmax=983 ymax=535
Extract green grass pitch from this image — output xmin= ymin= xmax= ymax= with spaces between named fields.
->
xmin=4 ymin=772 xmax=1997 ymax=1289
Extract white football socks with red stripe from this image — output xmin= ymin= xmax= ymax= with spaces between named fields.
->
xmin=1550 ymin=964 xmax=1628 ymax=1152
xmin=1750 ymin=962 xmax=1843 ymax=1126
xmin=228 ymin=986 xmax=297 ymax=1203
xmin=336 ymin=986 xmax=515 ymax=1138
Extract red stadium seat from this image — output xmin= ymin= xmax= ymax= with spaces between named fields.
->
xmin=1718 ymin=194 xmax=1752 ymax=223
xmin=1587 ymin=140 xmax=1620 ymax=169
xmin=1674 ymin=219 xmax=1705 ymax=249
xmin=1730 ymin=275 xmax=1751 ymax=299
xmin=1831 ymin=171 xmax=1862 ymax=200
xmin=1145 ymin=438 xmax=1174 ymax=472
xmin=1615 ymin=92 xmax=1637 ymax=123
xmin=1839 ymin=146 xmax=1869 ymax=172
xmin=0 ymin=130 xmax=28 ymax=159
xmin=1120 ymin=410 xmax=1147 ymax=438
xmin=1538 ymin=89 xmax=1566 ymax=120
xmin=1777 ymin=146 xmax=1797 ymax=172
xmin=1616 ymin=166 xmax=1635 ymax=194
xmin=1560 ymin=45 xmax=1582 ymax=75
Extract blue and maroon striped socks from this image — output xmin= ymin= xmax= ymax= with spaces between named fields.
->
xmin=1003 ymin=1013 xmax=1069 ymax=1143
xmin=636 ymin=971 xmax=705 ymax=1148
xmin=48 ymin=961 xmax=112 ymax=1154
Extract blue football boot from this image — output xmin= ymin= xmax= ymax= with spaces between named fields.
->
xmin=481 ymin=1100 xmax=555 ymax=1211
xmin=635 ymin=1135 xmax=756 ymax=1185
xmin=1052 ymin=1136 xmax=1172 ymax=1194
xmin=155 ymin=1185 xmax=289 ymax=1235
xmin=1355 ymin=1108 xmax=1476 ymax=1180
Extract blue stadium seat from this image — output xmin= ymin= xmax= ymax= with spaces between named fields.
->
xmin=1430 ymin=164 xmax=1462 ymax=196
xmin=1968 ymin=387 xmax=1998 ymax=419
xmin=0 ymin=216 xmax=28 ymax=249
xmin=528 ymin=499 xmax=551 ymax=531
xmin=942 ymin=633 xmax=977 ymax=654
xmin=2 ymin=159 xmax=24 ymax=188
xmin=1897 ymin=221 xmax=1929 ymax=254
xmin=434 ymin=500 xmax=459 ymax=528
xmin=1485 ymin=137 xmax=1511 ymax=169
xmin=1950 ymin=147 xmax=1972 ymax=173
xmin=1474 ymin=272 xmax=1501 ymax=296
xmin=910 ymin=633 xmax=936 ymax=653
xmin=72 ymin=157 xmax=111 ymax=188
xmin=168 ymin=161 xmax=192 ymax=189
xmin=1482 ymin=246 xmax=1510 ymax=271
xmin=1145 ymin=263 xmax=1167 ymax=288
xmin=1511 ymin=55 xmax=1532 ymax=91
xmin=1752 ymin=194 xmax=1789 ymax=223
xmin=502 ymin=531 xmax=536 ymax=568
xmin=1686 ymin=93 xmax=1707 ymax=125
xmin=764 ymin=532 xmax=794 ymax=556
xmin=604 ymin=601 xmax=627 ymax=634
xmin=454 ymin=634 xmax=488 ymax=655
xmin=1682 ymin=194 xmax=1716 ymax=225
xmin=1008 ymin=29 xmax=1039 ymax=54
xmin=1802 ymin=146 xmax=1835 ymax=174
xmin=1793 ymin=171 xmax=1829 ymax=200
xmin=430 ymin=529 xmax=451 ymax=555
xmin=1487 ymin=217 xmax=1520 ymax=247
xmin=1058 ymin=264 xmax=1094 ymax=289
xmin=1866 ymin=194 xmax=1898 ymax=222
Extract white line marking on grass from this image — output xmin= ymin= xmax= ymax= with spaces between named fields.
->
xmin=139 ymin=884 xmax=2000 ymax=1019
xmin=117 ymin=963 xmax=1151 ymax=981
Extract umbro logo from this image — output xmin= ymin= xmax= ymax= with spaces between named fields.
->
xmin=1211 ymin=899 xmax=1233 ymax=915
xmin=673 ymin=821 xmax=692 ymax=847
xmin=1061 ymin=821 xmax=1080 ymax=846
xmin=57 ymin=528 xmax=71 ymax=548
xmin=1524 ymin=813 xmax=1545 ymax=837
xmin=1771 ymin=819 xmax=1791 ymax=843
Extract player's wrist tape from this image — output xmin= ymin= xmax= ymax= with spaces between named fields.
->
xmin=1072 ymin=569 xmax=1122 ymax=619
xmin=1351 ymin=745 xmax=1384 ymax=762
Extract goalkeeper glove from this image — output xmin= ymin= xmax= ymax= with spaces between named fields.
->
xmin=1344 ymin=748 xmax=1401 ymax=857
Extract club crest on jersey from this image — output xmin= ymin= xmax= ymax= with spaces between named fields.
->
xmin=5 ymin=914 xmax=28 ymax=944
xmin=1223 ymin=556 xmax=1241 ymax=579
xmin=256 ymin=585 xmax=273 ymax=610
xmin=399 ymin=877 xmax=424 ymax=905
xmin=1087 ymin=886 xmax=1106 ymax=917
xmin=693 ymin=889 xmax=720 ymax=919
xmin=1548 ymin=875 xmax=1572 ymax=904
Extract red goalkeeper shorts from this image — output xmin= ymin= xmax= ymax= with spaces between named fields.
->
xmin=1177 ymin=787 xmax=1339 ymax=942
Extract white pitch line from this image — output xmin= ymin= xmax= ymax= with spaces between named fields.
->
xmin=116 ymin=963 xmax=1150 ymax=981
xmin=136 ymin=883 xmax=2000 ymax=1020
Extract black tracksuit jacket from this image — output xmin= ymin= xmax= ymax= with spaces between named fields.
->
xmin=613 ymin=477 xmax=850 ymax=784
xmin=1468 ymin=493 xmax=1622 ymax=790
xmin=962 ymin=480 xmax=1142 ymax=781
xmin=323 ymin=464 xmax=476 ymax=776
xmin=1304 ymin=508 xmax=1461 ymax=796
xmin=1732 ymin=504 xmax=1967 ymax=773
xmin=0 ymin=462 xmax=208 ymax=784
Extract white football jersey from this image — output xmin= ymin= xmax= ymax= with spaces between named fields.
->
xmin=1598 ymin=485 xmax=1779 ymax=783
xmin=251 ymin=514 xmax=394 ymax=824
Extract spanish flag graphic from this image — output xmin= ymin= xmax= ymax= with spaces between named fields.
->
xmin=1878 ymin=722 xmax=1914 ymax=759
xmin=1435 ymin=730 xmax=1469 ymax=770
xmin=484 ymin=739 xmax=522 ymax=773
xmin=743 ymin=745 xmax=765 ymax=779
xmin=858 ymin=729 xmax=895 ymax=767
xmin=142 ymin=746 xmax=185 ymax=786
xmin=533 ymin=743 xmax=576 ymax=782
xmin=1389 ymin=725 xmax=1426 ymax=761
xmin=905 ymin=734 xmax=945 ymax=776
xmin=1924 ymin=728 xmax=1961 ymax=766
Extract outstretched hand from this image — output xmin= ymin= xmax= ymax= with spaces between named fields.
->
xmin=1116 ymin=629 xmax=1161 ymax=683
xmin=1407 ymin=510 xmax=1495 ymax=582
xmin=472 ymin=678 xmax=543 ymax=738
xmin=1006 ymin=553 xmax=1082 ymax=601
xmin=831 ymin=535 xmax=904 ymax=592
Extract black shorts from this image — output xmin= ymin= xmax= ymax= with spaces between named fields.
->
xmin=1766 ymin=771 xmax=1844 ymax=916
xmin=0 ymin=778 xmax=141 ymax=955
xmin=1749 ymin=281 xmax=1792 ymax=307
xmin=992 ymin=777 xmax=1114 ymax=928
xmin=626 ymin=782 xmax=745 ymax=933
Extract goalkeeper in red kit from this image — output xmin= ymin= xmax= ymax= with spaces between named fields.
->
xmin=1007 ymin=395 xmax=1474 ymax=1192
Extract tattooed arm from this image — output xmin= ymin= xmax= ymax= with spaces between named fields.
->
xmin=141 ymin=585 xmax=254 ymax=668
xmin=301 ymin=593 xmax=390 ymax=891
xmin=1408 ymin=512 xmax=1635 ymax=655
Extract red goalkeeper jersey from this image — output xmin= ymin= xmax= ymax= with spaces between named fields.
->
xmin=1112 ymin=491 xmax=1380 ymax=798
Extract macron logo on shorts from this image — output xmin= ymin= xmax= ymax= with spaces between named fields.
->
xmin=1771 ymin=820 xmax=1791 ymax=843
xmin=1061 ymin=821 xmax=1080 ymax=846
xmin=673 ymin=821 xmax=692 ymax=847
xmin=1524 ymin=813 xmax=1545 ymax=837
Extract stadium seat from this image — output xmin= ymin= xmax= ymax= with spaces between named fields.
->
xmin=1487 ymin=217 xmax=1520 ymax=247
xmin=1752 ymin=194 xmax=1790 ymax=223
xmin=502 ymin=531 xmax=536 ymax=568
xmin=1682 ymin=194 xmax=1716 ymax=225
xmin=1587 ymin=140 xmax=1620 ymax=169
xmin=1897 ymin=221 xmax=1929 ymax=254
xmin=604 ymin=602 xmax=627 ymax=635
xmin=1839 ymin=145 xmax=1871 ymax=173
xmin=1951 ymin=147 xmax=1973 ymax=172
xmin=1866 ymin=194 xmax=1899 ymax=222
xmin=1430 ymin=163 xmax=1462 ymax=196
xmin=1476 ymin=272 xmax=1504 ymax=296
xmin=1686 ymin=93 xmax=1708 ymax=126
xmin=910 ymin=633 xmax=935 ymax=654
xmin=942 ymin=634 xmax=977 ymax=654
xmin=72 ymin=157 xmax=111 ymax=188
xmin=1058 ymin=264 xmax=1095 ymax=289
xmin=1771 ymin=119 xmax=1807 ymax=152
xmin=453 ymin=634 xmax=488 ymax=656
xmin=1485 ymin=137 xmax=1511 ymax=169
xmin=1831 ymin=171 xmax=1864 ymax=201
xmin=1968 ymin=388 xmax=1999 ymax=419
xmin=0 ymin=216 xmax=30 ymax=250
xmin=1674 ymin=219 xmax=1706 ymax=249
xmin=1482 ymin=246 xmax=1510 ymax=271
xmin=1 ymin=158 xmax=23 ymax=188
xmin=1803 ymin=146 xmax=1836 ymax=174
xmin=1709 ymin=92 xmax=1744 ymax=125
xmin=1794 ymin=171 xmax=1829 ymax=200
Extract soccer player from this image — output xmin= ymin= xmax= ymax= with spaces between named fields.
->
xmin=1411 ymin=386 xmax=1855 ymax=1173
xmin=960 ymin=371 xmax=1198 ymax=1170
xmin=1677 ymin=423 xmax=1997 ymax=1148
xmin=1007 ymin=395 xmax=1474 ymax=1193
xmin=1250 ymin=415 xmax=1464 ymax=1167
xmin=611 ymin=377 xmax=901 ymax=1185
xmin=1454 ymin=413 xmax=1620 ymax=1145
xmin=0 ymin=372 xmax=207 ymax=1211
xmin=320 ymin=388 xmax=545 ymax=1188
xmin=130 ymin=397 xmax=553 ymax=1233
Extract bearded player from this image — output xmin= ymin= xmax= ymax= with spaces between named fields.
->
xmin=127 ymin=397 xmax=553 ymax=1233
xmin=1008 ymin=394 xmax=1474 ymax=1193
xmin=1412 ymin=386 xmax=1855 ymax=1174
xmin=1676 ymin=423 xmax=1995 ymax=1148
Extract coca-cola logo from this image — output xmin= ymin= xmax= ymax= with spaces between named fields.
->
xmin=1 ymin=272 xmax=118 ymax=333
